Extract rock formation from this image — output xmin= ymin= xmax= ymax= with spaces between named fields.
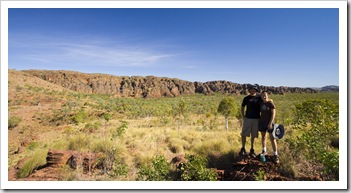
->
xmin=23 ymin=70 xmax=318 ymax=98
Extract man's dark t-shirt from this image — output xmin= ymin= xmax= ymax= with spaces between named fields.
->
xmin=242 ymin=95 xmax=262 ymax=119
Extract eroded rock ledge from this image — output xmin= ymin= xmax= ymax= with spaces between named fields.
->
xmin=23 ymin=70 xmax=317 ymax=98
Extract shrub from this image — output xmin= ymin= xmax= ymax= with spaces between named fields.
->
xmin=71 ymin=109 xmax=87 ymax=125
xmin=289 ymin=99 xmax=339 ymax=180
xmin=92 ymin=139 xmax=117 ymax=173
xmin=8 ymin=116 xmax=21 ymax=129
xmin=110 ymin=160 xmax=129 ymax=177
xmin=137 ymin=155 xmax=170 ymax=181
xmin=101 ymin=112 xmax=112 ymax=123
xmin=178 ymin=154 xmax=218 ymax=181
xmin=111 ymin=121 xmax=128 ymax=139
xmin=254 ymin=169 xmax=266 ymax=181
xmin=62 ymin=126 xmax=76 ymax=137
xmin=83 ymin=121 xmax=102 ymax=133
xmin=320 ymin=150 xmax=339 ymax=179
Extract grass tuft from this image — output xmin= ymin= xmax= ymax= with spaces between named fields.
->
xmin=17 ymin=149 xmax=47 ymax=178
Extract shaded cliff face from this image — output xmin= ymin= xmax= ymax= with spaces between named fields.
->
xmin=23 ymin=70 xmax=317 ymax=98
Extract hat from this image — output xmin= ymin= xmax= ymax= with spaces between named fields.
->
xmin=272 ymin=124 xmax=285 ymax=139
xmin=249 ymin=85 xmax=259 ymax=91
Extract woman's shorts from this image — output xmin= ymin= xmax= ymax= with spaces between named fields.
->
xmin=259 ymin=122 xmax=274 ymax=133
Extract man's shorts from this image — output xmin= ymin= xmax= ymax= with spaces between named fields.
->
xmin=241 ymin=118 xmax=259 ymax=138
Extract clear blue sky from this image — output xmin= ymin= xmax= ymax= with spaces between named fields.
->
xmin=8 ymin=8 xmax=339 ymax=88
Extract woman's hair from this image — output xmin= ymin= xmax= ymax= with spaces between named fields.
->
xmin=261 ymin=90 xmax=274 ymax=103
xmin=261 ymin=90 xmax=268 ymax=95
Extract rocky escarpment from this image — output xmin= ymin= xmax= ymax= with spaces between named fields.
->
xmin=23 ymin=70 xmax=317 ymax=98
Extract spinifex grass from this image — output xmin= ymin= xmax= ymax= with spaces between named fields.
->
xmin=17 ymin=149 xmax=47 ymax=178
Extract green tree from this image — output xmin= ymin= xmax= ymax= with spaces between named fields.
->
xmin=173 ymin=98 xmax=187 ymax=133
xmin=101 ymin=112 xmax=112 ymax=137
xmin=217 ymin=97 xmax=237 ymax=131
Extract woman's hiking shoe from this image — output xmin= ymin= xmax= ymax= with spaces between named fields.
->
xmin=239 ymin=148 xmax=246 ymax=156
xmin=273 ymin=155 xmax=280 ymax=164
xmin=261 ymin=150 xmax=267 ymax=155
xmin=249 ymin=149 xmax=256 ymax=158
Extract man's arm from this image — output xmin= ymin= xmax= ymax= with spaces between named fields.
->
xmin=241 ymin=106 xmax=245 ymax=119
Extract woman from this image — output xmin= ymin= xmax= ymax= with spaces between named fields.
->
xmin=258 ymin=91 xmax=279 ymax=163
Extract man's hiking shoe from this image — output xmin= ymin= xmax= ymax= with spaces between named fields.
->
xmin=273 ymin=155 xmax=280 ymax=164
xmin=239 ymin=148 xmax=246 ymax=156
xmin=249 ymin=149 xmax=256 ymax=158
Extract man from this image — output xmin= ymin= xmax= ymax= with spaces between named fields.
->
xmin=239 ymin=84 xmax=262 ymax=158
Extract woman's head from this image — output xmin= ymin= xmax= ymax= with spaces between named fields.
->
xmin=261 ymin=91 xmax=269 ymax=102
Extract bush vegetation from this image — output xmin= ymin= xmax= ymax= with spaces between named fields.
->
xmin=178 ymin=154 xmax=218 ymax=181
xmin=287 ymin=99 xmax=339 ymax=180
xmin=10 ymin=90 xmax=339 ymax=181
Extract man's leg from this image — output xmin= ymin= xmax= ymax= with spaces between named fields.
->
xmin=240 ymin=118 xmax=250 ymax=156
xmin=249 ymin=119 xmax=259 ymax=158
xmin=242 ymin=135 xmax=246 ymax=149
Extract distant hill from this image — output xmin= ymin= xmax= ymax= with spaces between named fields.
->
xmin=321 ymin=85 xmax=339 ymax=92
xmin=16 ymin=69 xmax=318 ymax=98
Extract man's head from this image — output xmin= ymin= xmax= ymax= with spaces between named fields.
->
xmin=249 ymin=85 xmax=259 ymax=95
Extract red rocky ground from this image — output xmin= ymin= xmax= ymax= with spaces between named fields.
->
xmin=9 ymin=150 xmax=323 ymax=181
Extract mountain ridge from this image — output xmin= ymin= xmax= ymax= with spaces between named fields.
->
xmin=321 ymin=85 xmax=339 ymax=92
xmin=19 ymin=69 xmax=320 ymax=98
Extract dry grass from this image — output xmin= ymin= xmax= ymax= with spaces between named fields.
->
xmin=8 ymin=109 xmax=263 ymax=180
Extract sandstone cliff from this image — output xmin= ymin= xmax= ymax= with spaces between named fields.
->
xmin=22 ymin=70 xmax=317 ymax=98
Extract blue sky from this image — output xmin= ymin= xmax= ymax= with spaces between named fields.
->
xmin=8 ymin=8 xmax=339 ymax=88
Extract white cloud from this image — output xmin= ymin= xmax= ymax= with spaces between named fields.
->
xmin=9 ymin=34 xmax=182 ymax=68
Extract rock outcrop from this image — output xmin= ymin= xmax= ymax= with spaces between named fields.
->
xmin=9 ymin=149 xmax=103 ymax=181
xmin=23 ymin=70 xmax=318 ymax=98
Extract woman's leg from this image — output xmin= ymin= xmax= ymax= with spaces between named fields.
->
xmin=261 ymin=131 xmax=267 ymax=153
xmin=269 ymin=133 xmax=277 ymax=153
xmin=269 ymin=133 xmax=279 ymax=163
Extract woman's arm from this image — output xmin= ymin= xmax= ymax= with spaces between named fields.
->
xmin=268 ymin=105 xmax=276 ymax=130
